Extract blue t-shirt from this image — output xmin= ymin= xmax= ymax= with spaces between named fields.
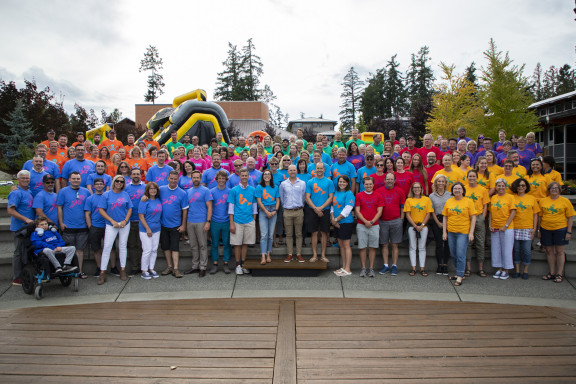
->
xmin=138 ymin=199 xmax=162 ymax=233
xmin=186 ymin=186 xmax=213 ymax=223
xmin=29 ymin=169 xmax=48 ymax=197
xmin=178 ymin=175 xmax=193 ymax=190
xmin=84 ymin=193 xmax=106 ymax=228
xmin=33 ymin=190 xmax=58 ymax=228
xmin=97 ymin=190 xmax=133 ymax=226
xmin=255 ymin=184 xmax=279 ymax=207
xmin=248 ymin=169 xmax=263 ymax=187
xmin=61 ymin=159 xmax=95 ymax=187
xmin=202 ymin=167 xmax=230 ymax=189
xmin=226 ymin=173 xmax=241 ymax=189
xmin=331 ymin=161 xmax=357 ymax=189
xmin=87 ymin=173 xmax=112 ymax=190
xmin=146 ymin=164 xmax=174 ymax=187
xmin=296 ymin=173 xmax=312 ymax=184
xmin=272 ymin=171 xmax=288 ymax=187
xmin=125 ymin=182 xmax=146 ymax=222
xmin=159 ymin=185 xmax=189 ymax=228
xmin=23 ymin=159 xmax=60 ymax=179
xmin=227 ymin=185 xmax=256 ymax=224
xmin=307 ymin=162 xmax=332 ymax=178
xmin=332 ymin=190 xmax=355 ymax=224
xmin=8 ymin=187 xmax=35 ymax=231
xmin=56 ymin=186 xmax=90 ymax=229
xmin=306 ymin=177 xmax=335 ymax=208
xmin=356 ymin=166 xmax=377 ymax=192
xmin=321 ymin=152 xmax=332 ymax=165
xmin=210 ymin=186 xmax=230 ymax=223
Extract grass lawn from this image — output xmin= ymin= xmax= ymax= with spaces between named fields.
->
xmin=0 ymin=183 xmax=15 ymax=199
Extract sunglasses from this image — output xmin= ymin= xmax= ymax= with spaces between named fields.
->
xmin=115 ymin=180 xmax=125 ymax=184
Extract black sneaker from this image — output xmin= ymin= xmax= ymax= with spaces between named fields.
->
xmin=436 ymin=265 xmax=442 ymax=275
xmin=442 ymin=266 xmax=449 ymax=276
xmin=110 ymin=266 xmax=120 ymax=276
xmin=93 ymin=268 xmax=101 ymax=277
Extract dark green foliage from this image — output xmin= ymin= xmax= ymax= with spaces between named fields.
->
xmin=139 ymin=45 xmax=165 ymax=104
xmin=0 ymin=99 xmax=35 ymax=170
xmin=339 ymin=67 xmax=364 ymax=130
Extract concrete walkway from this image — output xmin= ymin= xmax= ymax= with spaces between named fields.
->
xmin=1 ymin=256 xmax=575 ymax=310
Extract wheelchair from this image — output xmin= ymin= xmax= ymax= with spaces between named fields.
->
xmin=16 ymin=224 xmax=80 ymax=300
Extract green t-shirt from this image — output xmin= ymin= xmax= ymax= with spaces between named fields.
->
xmin=235 ymin=145 xmax=249 ymax=155
xmin=166 ymin=141 xmax=184 ymax=156
xmin=331 ymin=141 xmax=345 ymax=149
xmin=181 ymin=143 xmax=194 ymax=156
xmin=345 ymin=138 xmax=366 ymax=148
xmin=297 ymin=138 xmax=308 ymax=148
xmin=264 ymin=146 xmax=273 ymax=155
xmin=370 ymin=142 xmax=384 ymax=154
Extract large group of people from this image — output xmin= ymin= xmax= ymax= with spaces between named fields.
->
xmin=8 ymin=126 xmax=574 ymax=287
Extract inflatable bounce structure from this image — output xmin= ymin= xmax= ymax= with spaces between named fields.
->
xmin=138 ymin=89 xmax=230 ymax=147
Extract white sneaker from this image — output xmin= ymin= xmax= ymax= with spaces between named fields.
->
xmin=242 ymin=267 xmax=250 ymax=274
xmin=235 ymin=265 xmax=243 ymax=275
xmin=493 ymin=270 xmax=502 ymax=279
xmin=359 ymin=268 xmax=367 ymax=277
xmin=499 ymin=272 xmax=509 ymax=280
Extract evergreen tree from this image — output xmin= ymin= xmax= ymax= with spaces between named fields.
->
xmin=464 ymin=62 xmax=478 ymax=88
xmin=541 ymin=66 xmax=558 ymax=99
xmin=530 ymin=63 xmax=543 ymax=101
xmin=360 ymin=69 xmax=386 ymax=127
xmin=426 ymin=63 xmax=485 ymax=138
xmin=383 ymin=55 xmax=409 ymax=118
xmin=240 ymin=38 xmax=264 ymax=101
xmin=69 ymin=103 xmax=89 ymax=133
xmin=139 ymin=45 xmax=165 ymax=104
xmin=339 ymin=67 xmax=364 ymax=130
xmin=214 ymin=43 xmax=243 ymax=101
xmin=0 ymin=99 xmax=35 ymax=170
xmin=480 ymin=39 xmax=538 ymax=138
xmin=556 ymin=64 xmax=576 ymax=95
xmin=406 ymin=46 xmax=435 ymax=110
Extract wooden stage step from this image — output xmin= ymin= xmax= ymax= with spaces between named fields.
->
xmin=244 ymin=259 xmax=328 ymax=277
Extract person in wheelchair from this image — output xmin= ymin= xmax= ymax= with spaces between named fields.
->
xmin=30 ymin=216 xmax=78 ymax=275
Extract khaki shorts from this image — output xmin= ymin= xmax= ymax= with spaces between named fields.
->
xmin=230 ymin=221 xmax=256 ymax=246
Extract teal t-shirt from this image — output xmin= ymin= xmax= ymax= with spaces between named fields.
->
xmin=332 ymin=190 xmax=355 ymax=224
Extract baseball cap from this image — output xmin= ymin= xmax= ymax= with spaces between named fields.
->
xmin=42 ymin=175 xmax=55 ymax=183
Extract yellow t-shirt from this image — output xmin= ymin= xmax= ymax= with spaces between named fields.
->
xmin=442 ymin=197 xmax=477 ymax=234
xmin=513 ymin=194 xmax=540 ymax=230
xmin=544 ymin=169 xmax=564 ymax=185
xmin=436 ymin=168 xmax=465 ymax=192
xmin=404 ymin=196 xmax=434 ymax=224
xmin=527 ymin=174 xmax=550 ymax=200
xmin=488 ymin=164 xmax=503 ymax=176
xmin=539 ymin=196 xmax=576 ymax=231
xmin=465 ymin=185 xmax=490 ymax=215
xmin=476 ymin=172 xmax=493 ymax=191
xmin=490 ymin=173 xmax=520 ymax=194
xmin=513 ymin=165 xmax=527 ymax=179
xmin=490 ymin=194 xmax=516 ymax=229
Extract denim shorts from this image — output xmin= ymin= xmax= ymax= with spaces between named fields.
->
xmin=540 ymin=227 xmax=568 ymax=246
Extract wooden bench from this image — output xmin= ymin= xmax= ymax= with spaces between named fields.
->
xmin=243 ymin=259 xmax=328 ymax=276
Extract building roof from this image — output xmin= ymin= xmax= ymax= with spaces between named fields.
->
xmin=529 ymin=90 xmax=576 ymax=109
xmin=288 ymin=117 xmax=338 ymax=124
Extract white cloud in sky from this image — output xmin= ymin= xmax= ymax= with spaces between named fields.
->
xmin=0 ymin=0 xmax=573 ymax=125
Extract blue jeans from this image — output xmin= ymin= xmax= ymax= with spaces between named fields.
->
xmin=210 ymin=221 xmax=231 ymax=263
xmin=259 ymin=206 xmax=278 ymax=254
xmin=448 ymin=232 xmax=469 ymax=277
xmin=513 ymin=239 xmax=531 ymax=265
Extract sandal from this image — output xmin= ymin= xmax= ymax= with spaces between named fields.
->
xmin=449 ymin=276 xmax=459 ymax=281
xmin=454 ymin=280 xmax=463 ymax=286
xmin=309 ymin=257 xmax=318 ymax=263
xmin=320 ymin=258 xmax=330 ymax=263
xmin=478 ymin=270 xmax=487 ymax=277
xmin=542 ymin=273 xmax=555 ymax=281
xmin=464 ymin=270 xmax=471 ymax=277
xmin=409 ymin=269 xmax=416 ymax=276
xmin=420 ymin=270 xmax=428 ymax=277
xmin=553 ymin=274 xmax=564 ymax=283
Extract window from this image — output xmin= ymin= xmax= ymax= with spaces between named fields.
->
xmin=312 ymin=123 xmax=321 ymax=128
xmin=556 ymin=103 xmax=564 ymax=113
xmin=554 ymin=125 xmax=564 ymax=144
xmin=539 ymin=108 xmax=547 ymax=116
xmin=549 ymin=106 xmax=556 ymax=114
xmin=293 ymin=123 xmax=302 ymax=128
xmin=548 ymin=127 xmax=554 ymax=142
xmin=566 ymin=124 xmax=576 ymax=144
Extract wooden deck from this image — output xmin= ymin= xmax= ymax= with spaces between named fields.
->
xmin=0 ymin=298 xmax=575 ymax=383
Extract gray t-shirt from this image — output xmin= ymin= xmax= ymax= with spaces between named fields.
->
xmin=429 ymin=191 xmax=452 ymax=215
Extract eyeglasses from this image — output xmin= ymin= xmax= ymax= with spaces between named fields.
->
xmin=115 ymin=180 xmax=125 ymax=184
xmin=120 ymin=165 xmax=128 ymax=168
xmin=270 ymin=163 xmax=279 ymax=166
xmin=518 ymin=184 xmax=527 ymax=187
xmin=234 ymin=164 xmax=243 ymax=167
xmin=44 ymin=181 xmax=55 ymax=184
xmin=376 ymin=164 xmax=385 ymax=167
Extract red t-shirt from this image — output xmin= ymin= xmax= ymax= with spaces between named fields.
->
xmin=411 ymin=168 xmax=426 ymax=190
xmin=394 ymin=171 xmax=415 ymax=197
xmin=372 ymin=173 xmax=387 ymax=191
xmin=400 ymin=147 xmax=419 ymax=158
xmin=377 ymin=186 xmax=406 ymax=221
xmin=417 ymin=146 xmax=443 ymax=161
xmin=424 ymin=164 xmax=443 ymax=193
xmin=355 ymin=191 xmax=384 ymax=224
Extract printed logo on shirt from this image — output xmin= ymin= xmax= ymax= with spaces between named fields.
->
xmin=262 ymin=189 xmax=273 ymax=201
xmin=332 ymin=196 xmax=342 ymax=209
xmin=215 ymin=194 xmax=229 ymax=206
xmin=543 ymin=204 xmax=559 ymax=214
xmin=449 ymin=205 xmax=463 ymax=215
xmin=530 ymin=179 xmax=542 ymax=188
xmin=111 ymin=198 xmax=127 ymax=210
xmin=238 ymin=194 xmax=252 ymax=206
xmin=468 ymin=192 xmax=479 ymax=202
xmin=493 ymin=200 xmax=504 ymax=210
xmin=515 ymin=201 xmax=528 ymax=211
xmin=162 ymin=195 xmax=177 ymax=206
xmin=313 ymin=183 xmax=326 ymax=195
xmin=413 ymin=202 xmax=424 ymax=212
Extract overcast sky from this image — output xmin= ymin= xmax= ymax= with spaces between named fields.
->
xmin=0 ymin=0 xmax=573 ymax=127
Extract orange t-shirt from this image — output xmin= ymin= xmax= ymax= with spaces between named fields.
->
xmin=142 ymin=140 xmax=161 ymax=151
xmin=99 ymin=139 xmax=124 ymax=155
xmin=46 ymin=152 xmax=66 ymax=171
